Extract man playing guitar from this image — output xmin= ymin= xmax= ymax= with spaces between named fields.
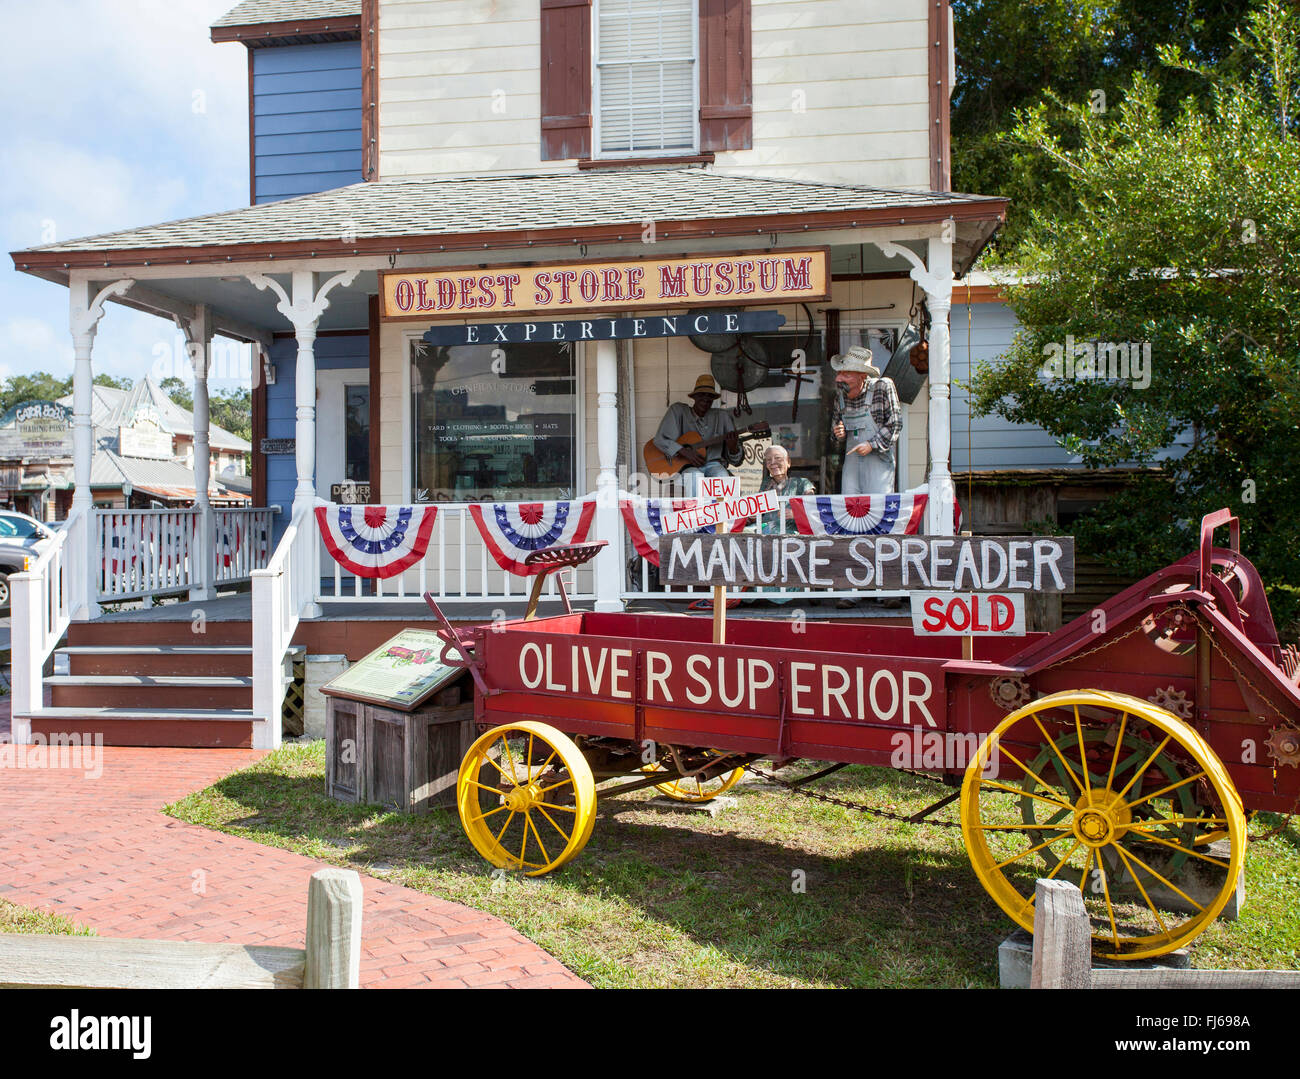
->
xmin=650 ymin=374 xmax=743 ymax=495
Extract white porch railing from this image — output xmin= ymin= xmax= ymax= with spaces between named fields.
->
xmin=316 ymin=501 xmax=598 ymax=604
xmin=10 ymin=508 xmax=84 ymax=738
xmin=251 ymin=505 xmax=317 ymax=749
xmin=94 ymin=506 xmax=276 ymax=601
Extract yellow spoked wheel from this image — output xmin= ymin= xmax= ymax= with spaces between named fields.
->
xmin=961 ymin=689 xmax=1245 ymax=961
xmin=457 ymin=721 xmax=596 ymax=877
xmin=643 ymin=751 xmax=746 ymax=803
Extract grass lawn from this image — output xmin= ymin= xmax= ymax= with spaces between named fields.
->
xmin=165 ymin=742 xmax=1300 ymax=988
xmin=0 ymin=900 xmax=94 ymax=937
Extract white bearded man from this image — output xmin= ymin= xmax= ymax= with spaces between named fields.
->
xmin=830 ymin=345 xmax=901 ymax=495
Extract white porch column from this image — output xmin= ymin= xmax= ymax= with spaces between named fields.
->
xmin=182 ymin=304 xmax=216 ymax=601
xmin=249 ymin=269 xmax=357 ymax=618
xmin=69 ymin=276 xmax=134 ymax=619
xmin=924 ymin=234 xmax=956 ymax=537
xmin=871 ymin=234 xmax=955 ymax=536
xmin=593 ymin=338 xmax=622 ymax=611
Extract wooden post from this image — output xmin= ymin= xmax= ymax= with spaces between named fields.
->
xmin=712 ymin=583 xmax=726 ymax=644
xmin=960 ymin=529 xmax=973 ymax=661
xmin=304 ymin=867 xmax=363 ymax=988
xmin=1030 ymin=878 xmax=1092 ymax=989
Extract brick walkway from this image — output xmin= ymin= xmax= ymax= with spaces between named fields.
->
xmin=0 ymin=739 xmax=588 ymax=989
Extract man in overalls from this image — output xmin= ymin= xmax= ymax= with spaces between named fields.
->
xmin=831 ymin=345 xmax=901 ymax=495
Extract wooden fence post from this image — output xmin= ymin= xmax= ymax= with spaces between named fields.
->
xmin=1030 ymin=878 xmax=1092 ymax=989
xmin=304 ymin=868 xmax=363 ymax=989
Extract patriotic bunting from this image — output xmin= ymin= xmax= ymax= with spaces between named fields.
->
xmin=315 ymin=504 xmax=439 ymax=579
xmin=787 ymin=492 xmax=927 ymax=536
xmin=215 ymin=520 xmax=242 ymax=569
xmin=619 ymin=496 xmax=747 ymax=567
xmin=468 ymin=499 xmax=597 ymax=576
xmin=102 ymin=514 xmax=139 ymax=575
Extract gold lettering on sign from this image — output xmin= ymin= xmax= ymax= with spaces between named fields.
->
xmin=380 ymin=250 xmax=830 ymax=321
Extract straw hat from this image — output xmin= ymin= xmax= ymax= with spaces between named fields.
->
xmin=688 ymin=374 xmax=721 ymax=398
xmin=830 ymin=345 xmax=881 ymax=378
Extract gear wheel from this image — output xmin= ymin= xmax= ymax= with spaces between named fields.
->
xmin=1149 ymin=685 xmax=1193 ymax=721
xmin=989 ymin=675 xmax=1030 ymax=712
xmin=1266 ymin=727 xmax=1300 ymax=768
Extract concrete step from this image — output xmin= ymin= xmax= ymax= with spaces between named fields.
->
xmin=23 ymin=707 xmax=257 ymax=748
xmin=59 ymin=645 xmax=253 ymax=677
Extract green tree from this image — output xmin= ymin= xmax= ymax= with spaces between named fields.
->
xmin=92 ymin=374 xmax=133 ymax=391
xmin=209 ymin=387 xmax=252 ymax=444
xmin=0 ymin=373 xmax=71 ymax=415
xmin=159 ymin=376 xmax=193 ymax=412
xmin=966 ymin=2 xmax=1300 ymax=622
xmin=951 ymin=0 xmax=1254 ymax=248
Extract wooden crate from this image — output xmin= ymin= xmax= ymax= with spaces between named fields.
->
xmin=325 ymin=681 xmax=474 ymax=814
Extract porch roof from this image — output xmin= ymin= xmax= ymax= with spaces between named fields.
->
xmin=10 ymin=169 xmax=1007 ymax=277
xmin=212 ymin=0 xmax=359 ymax=29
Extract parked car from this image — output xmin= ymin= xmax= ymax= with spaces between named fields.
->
xmin=0 ymin=510 xmax=57 ymax=608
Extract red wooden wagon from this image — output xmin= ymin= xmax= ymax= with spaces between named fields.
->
xmin=425 ymin=510 xmax=1300 ymax=960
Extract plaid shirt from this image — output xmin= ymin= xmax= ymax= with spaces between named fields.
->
xmin=833 ymin=377 xmax=901 ymax=455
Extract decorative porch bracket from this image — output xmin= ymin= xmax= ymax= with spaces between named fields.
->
xmin=177 ymin=304 xmax=216 ymax=602
xmin=871 ymin=235 xmax=956 ymax=536
xmin=248 ymin=269 xmax=358 ymax=618
xmin=70 ymin=276 xmax=135 ymax=619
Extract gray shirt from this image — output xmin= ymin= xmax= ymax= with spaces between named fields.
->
xmin=653 ymin=402 xmax=743 ymax=466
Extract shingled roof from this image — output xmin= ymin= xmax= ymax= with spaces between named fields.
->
xmin=212 ymin=0 xmax=360 ymax=28
xmin=11 ymin=169 xmax=1007 ymax=273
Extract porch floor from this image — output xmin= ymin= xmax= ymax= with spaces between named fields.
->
xmin=91 ymin=593 xmax=913 ymax=624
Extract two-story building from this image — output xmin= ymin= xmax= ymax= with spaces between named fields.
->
xmin=8 ymin=0 xmax=1006 ymax=750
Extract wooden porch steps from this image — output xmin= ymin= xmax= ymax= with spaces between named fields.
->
xmin=21 ymin=707 xmax=257 ymax=749
xmin=32 ymin=634 xmax=260 ymax=747
xmin=58 ymin=645 xmax=253 ymax=677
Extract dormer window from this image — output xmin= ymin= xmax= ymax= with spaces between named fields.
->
xmin=594 ymin=0 xmax=698 ymax=156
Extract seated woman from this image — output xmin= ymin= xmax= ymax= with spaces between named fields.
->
xmin=752 ymin=444 xmax=815 ymax=604
xmin=757 ymin=444 xmax=814 ymax=534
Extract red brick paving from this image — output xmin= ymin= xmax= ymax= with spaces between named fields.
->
xmin=0 ymin=742 xmax=588 ymax=989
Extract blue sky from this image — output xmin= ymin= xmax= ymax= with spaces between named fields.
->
xmin=2 ymin=0 xmax=252 ymax=393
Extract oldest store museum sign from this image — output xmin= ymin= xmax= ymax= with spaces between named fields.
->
xmin=381 ymin=249 xmax=830 ymax=321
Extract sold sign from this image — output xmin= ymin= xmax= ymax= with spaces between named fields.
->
xmin=911 ymin=592 xmax=1026 ymax=636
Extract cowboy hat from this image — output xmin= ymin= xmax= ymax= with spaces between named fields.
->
xmin=830 ymin=345 xmax=881 ymax=378
xmin=688 ymin=374 xmax=721 ymax=398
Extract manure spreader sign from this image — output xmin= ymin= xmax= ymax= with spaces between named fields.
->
xmin=657 ymin=533 xmax=1075 ymax=592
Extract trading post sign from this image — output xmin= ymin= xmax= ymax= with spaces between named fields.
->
xmin=658 ymin=533 xmax=1075 ymax=592
xmin=381 ymin=248 xmax=830 ymax=320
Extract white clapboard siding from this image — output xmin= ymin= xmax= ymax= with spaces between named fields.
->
xmin=378 ymin=0 xmax=934 ymax=190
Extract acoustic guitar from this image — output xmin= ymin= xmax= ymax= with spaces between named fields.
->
xmin=643 ymin=421 xmax=771 ymax=478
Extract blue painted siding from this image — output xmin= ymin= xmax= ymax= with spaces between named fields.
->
xmin=252 ymin=41 xmax=362 ymax=204
xmin=266 ymin=334 xmax=369 ymax=542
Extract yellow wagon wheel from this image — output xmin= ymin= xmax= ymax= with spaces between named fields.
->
xmin=643 ymin=751 xmax=746 ymax=803
xmin=961 ymin=689 xmax=1245 ymax=961
xmin=457 ymin=721 xmax=596 ymax=877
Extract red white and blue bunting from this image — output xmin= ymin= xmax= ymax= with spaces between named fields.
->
xmin=787 ymin=492 xmax=927 ymax=537
xmin=315 ymin=504 xmax=439 ymax=579
xmin=468 ymin=499 xmax=597 ymax=576
xmin=619 ymin=496 xmax=747 ymax=566
xmin=786 ymin=491 xmax=961 ymax=536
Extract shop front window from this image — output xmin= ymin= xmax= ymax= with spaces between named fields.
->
xmin=409 ymin=338 xmax=578 ymax=502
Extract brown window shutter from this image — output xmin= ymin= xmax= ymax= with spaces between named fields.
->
xmin=699 ymin=0 xmax=752 ymax=151
xmin=540 ymin=0 xmax=592 ymax=161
